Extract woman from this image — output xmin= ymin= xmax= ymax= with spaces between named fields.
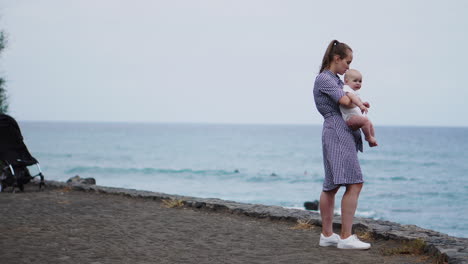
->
xmin=313 ymin=40 xmax=370 ymax=250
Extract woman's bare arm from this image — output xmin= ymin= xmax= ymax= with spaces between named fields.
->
xmin=339 ymin=93 xmax=368 ymax=114
xmin=338 ymin=95 xmax=353 ymax=108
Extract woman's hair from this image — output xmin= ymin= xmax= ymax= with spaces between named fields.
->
xmin=319 ymin=40 xmax=352 ymax=73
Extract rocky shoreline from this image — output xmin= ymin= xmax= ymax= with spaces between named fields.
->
xmin=40 ymin=180 xmax=468 ymax=263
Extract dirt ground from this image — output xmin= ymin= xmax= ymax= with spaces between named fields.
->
xmin=0 ymin=186 xmax=435 ymax=264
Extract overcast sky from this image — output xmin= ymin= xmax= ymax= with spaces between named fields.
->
xmin=1 ymin=0 xmax=467 ymax=127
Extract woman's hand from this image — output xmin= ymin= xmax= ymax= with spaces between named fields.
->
xmin=363 ymin=102 xmax=370 ymax=108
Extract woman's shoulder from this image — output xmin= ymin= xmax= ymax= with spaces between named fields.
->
xmin=315 ymin=71 xmax=339 ymax=86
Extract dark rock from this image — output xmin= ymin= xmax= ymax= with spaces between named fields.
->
xmin=67 ymin=175 xmax=96 ymax=185
xmin=194 ymin=202 xmax=205 ymax=208
xmin=304 ymin=200 xmax=319 ymax=211
xmin=66 ymin=175 xmax=81 ymax=183
xmin=81 ymin=178 xmax=96 ymax=185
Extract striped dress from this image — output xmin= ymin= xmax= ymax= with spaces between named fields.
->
xmin=313 ymin=70 xmax=364 ymax=191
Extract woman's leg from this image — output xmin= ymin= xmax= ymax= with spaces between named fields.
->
xmin=340 ymin=183 xmax=363 ymax=239
xmin=320 ymin=187 xmax=340 ymax=236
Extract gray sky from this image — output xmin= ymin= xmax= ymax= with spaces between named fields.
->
xmin=1 ymin=0 xmax=467 ymax=127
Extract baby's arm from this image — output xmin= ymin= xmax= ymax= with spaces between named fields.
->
xmin=346 ymin=92 xmax=368 ymax=114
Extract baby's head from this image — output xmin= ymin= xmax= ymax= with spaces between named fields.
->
xmin=344 ymin=69 xmax=362 ymax=91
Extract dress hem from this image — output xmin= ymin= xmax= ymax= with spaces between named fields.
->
xmin=322 ymin=180 xmax=364 ymax=191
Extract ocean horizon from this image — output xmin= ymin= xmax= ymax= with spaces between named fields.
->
xmin=16 ymin=119 xmax=468 ymax=128
xmin=16 ymin=121 xmax=468 ymax=238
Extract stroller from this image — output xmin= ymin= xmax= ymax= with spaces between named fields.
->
xmin=0 ymin=114 xmax=45 ymax=192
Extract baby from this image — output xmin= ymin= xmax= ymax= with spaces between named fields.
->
xmin=340 ymin=69 xmax=378 ymax=147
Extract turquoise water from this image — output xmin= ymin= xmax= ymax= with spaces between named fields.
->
xmin=19 ymin=122 xmax=468 ymax=238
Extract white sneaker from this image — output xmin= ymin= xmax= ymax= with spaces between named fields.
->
xmin=337 ymin=234 xmax=371 ymax=250
xmin=319 ymin=233 xmax=340 ymax=247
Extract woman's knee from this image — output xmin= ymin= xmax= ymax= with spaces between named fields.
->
xmin=324 ymin=186 xmax=340 ymax=195
xmin=345 ymin=183 xmax=363 ymax=194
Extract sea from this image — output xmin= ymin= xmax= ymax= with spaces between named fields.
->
xmin=18 ymin=121 xmax=468 ymax=238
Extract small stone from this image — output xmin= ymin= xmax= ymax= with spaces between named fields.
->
xmin=304 ymin=200 xmax=319 ymax=211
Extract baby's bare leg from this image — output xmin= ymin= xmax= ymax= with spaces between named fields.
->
xmin=370 ymin=120 xmax=376 ymax=138
xmin=346 ymin=116 xmax=378 ymax=147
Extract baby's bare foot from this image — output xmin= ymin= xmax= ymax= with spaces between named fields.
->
xmin=366 ymin=137 xmax=378 ymax=147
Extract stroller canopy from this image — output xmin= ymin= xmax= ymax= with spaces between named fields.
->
xmin=0 ymin=114 xmax=38 ymax=166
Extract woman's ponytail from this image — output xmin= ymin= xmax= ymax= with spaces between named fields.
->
xmin=319 ymin=40 xmax=352 ymax=73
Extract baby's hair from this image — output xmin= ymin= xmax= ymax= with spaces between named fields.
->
xmin=319 ymin=40 xmax=352 ymax=73
xmin=344 ymin=69 xmax=361 ymax=81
